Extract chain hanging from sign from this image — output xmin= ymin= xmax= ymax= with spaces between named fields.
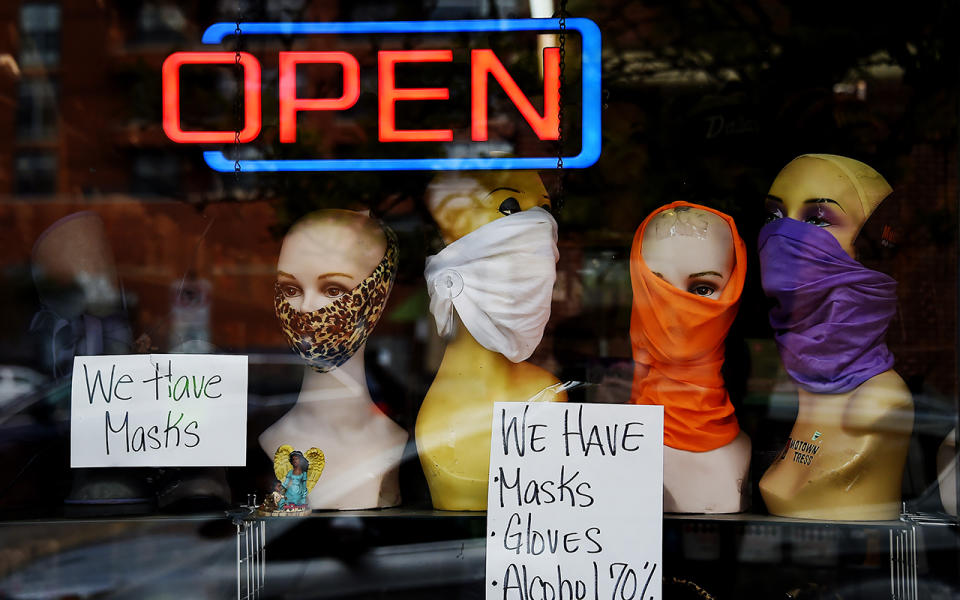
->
xmin=233 ymin=9 xmax=244 ymax=180
xmin=555 ymin=0 xmax=568 ymax=211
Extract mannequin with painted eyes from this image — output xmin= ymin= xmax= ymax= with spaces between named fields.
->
xmin=259 ymin=209 xmax=408 ymax=510
xmin=758 ymin=155 xmax=914 ymax=520
xmin=630 ymin=202 xmax=751 ymax=513
xmin=417 ymin=170 xmax=567 ymax=511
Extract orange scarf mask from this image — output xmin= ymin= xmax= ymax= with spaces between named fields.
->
xmin=629 ymin=201 xmax=746 ymax=452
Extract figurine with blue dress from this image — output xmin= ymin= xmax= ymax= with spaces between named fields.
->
xmin=258 ymin=445 xmax=325 ymax=516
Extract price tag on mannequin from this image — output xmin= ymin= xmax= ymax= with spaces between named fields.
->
xmin=70 ymin=354 xmax=247 ymax=467
xmin=486 ymin=402 xmax=663 ymax=600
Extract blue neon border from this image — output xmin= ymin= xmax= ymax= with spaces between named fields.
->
xmin=199 ymin=18 xmax=601 ymax=172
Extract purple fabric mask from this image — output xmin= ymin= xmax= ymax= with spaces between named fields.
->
xmin=758 ymin=217 xmax=897 ymax=394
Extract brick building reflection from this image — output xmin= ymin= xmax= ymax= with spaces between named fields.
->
xmin=0 ymin=1 xmax=391 ymax=358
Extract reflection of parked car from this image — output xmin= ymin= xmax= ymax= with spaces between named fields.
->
xmin=0 ymin=365 xmax=46 ymax=408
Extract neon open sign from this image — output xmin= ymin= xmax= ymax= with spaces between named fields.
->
xmin=162 ymin=19 xmax=601 ymax=172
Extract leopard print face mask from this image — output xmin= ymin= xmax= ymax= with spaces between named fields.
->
xmin=275 ymin=227 xmax=399 ymax=373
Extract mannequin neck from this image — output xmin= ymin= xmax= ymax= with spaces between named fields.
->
xmin=294 ymin=346 xmax=374 ymax=422
xmin=441 ymin=314 xmax=512 ymax=371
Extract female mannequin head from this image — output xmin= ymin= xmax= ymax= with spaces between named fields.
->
xmin=763 ymin=154 xmax=892 ymax=257
xmin=274 ymin=209 xmax=397 ymax=373
xmin=425 ymin=171 xmax=550 ymax=244
xmin=641 ymin=206 xmax=736 ymax=299
xmin=32 ymin=211 xmax=123 ymax=318
xmin=629 ymin=201 xmax=746 ymax=455
xmin=276 ymin=209 xmax=387 ymax=313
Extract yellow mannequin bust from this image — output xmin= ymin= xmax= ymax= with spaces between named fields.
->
xmin=758 ymin=155 xmax=914 ymax=520
xmin=416 ymin=171 xmax=567 ymax=511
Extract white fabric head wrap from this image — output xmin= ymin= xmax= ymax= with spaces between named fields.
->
xmin=425 ymin=207 xmax=559 ymax=363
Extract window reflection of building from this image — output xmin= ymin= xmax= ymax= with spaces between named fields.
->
xmin=14 ymin=152 xmax=57 ymax=195
xmin=264 ymin=0 xmax=307 ymax=21
xmin=135 ymin=2 xmax=187 ymax=43
xmin=16 ymin=78 xmax=59 ymax=141
xmin=15 ymin=2 xmax=61 ymax=194
xmin=132 ymin=152 xmax=180 ymax=197
xmin=216 ymin=0 xmax=307 ymax=21
xmin=19 ymin=2 xmax=60 ymax=68
xmin=339 ymin=0 xmax=523 ymax=20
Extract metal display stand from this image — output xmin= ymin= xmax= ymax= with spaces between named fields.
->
xmin=233 ymin=498 xmax=266 ymax=600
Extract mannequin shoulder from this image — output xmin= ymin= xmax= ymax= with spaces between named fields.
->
xmin=854 ymin=370 xmax=913 ymax=408
xmin=506 ymin=361 xmax=568 ymax=402
xmin=844 ymin=369 xmax=914 ymax=433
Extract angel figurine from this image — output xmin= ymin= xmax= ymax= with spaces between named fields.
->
xmin=258 ymin=445 xmax=325 ymax=516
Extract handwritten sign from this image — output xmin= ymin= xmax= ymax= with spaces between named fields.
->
xmin=486 ymin=402 xmax=663 ymax=600
xmin=71 ymin=354 xmax=247 ymax=467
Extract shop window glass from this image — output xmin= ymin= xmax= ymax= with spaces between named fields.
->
xmin=0 ymin=4 xmax=957 ymax=599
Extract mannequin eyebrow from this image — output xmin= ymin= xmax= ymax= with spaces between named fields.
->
xmin=764 ymin=194 xmax=845 ymax=213
xmin=804 ymin=198 xmax=845 ymax=212
xmin=485 ymin=186 xmax=521 ymax=198
xmin=276 ymin=270 xmax=354 ymax=280
xmin=690 ymin=271 xmax=723 ymax=278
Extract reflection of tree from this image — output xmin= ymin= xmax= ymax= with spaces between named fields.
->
xmin=558 ymin=0 xmax=959 ymax=403
xmin=561 ymin=0 xmax=958 ymax=231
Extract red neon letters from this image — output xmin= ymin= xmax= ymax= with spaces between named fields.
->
xmin=162 ymin=49 xmax=559 ymax=144
xmin=471 ymin=48 xmax=560 ymax=141
xmin=162 ymin=52 xmax=262 ymax=144
xmin=279 ymin=51 xmax=360 ymax=143
xmin=378 ymin=50 xmax=453 ymax=143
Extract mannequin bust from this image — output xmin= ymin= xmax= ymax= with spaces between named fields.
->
xmin=31 ymin=211 xmax=132 ymax=374
xmin=632 ymin=203 xmax=750 ymax=513
xmin=259 ymin=210 xmax=408 ymax=510
xmin=33 ymin=211 xmax=123 ymax=321
xmin=32 ymin=211 xmax=150 ymax=512
xmin=937 ymin=428 xmax=956 ymax=515
xmin=758 ymin=154 xmax=914 ymax=520
xmin=416 ymin=171 xmax=567 ymax=511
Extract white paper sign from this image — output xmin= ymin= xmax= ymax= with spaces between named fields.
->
xmin=486 ymin=402 xmax=663 ymax=600
xmin=71 ymin=354 xmax=247 ymax=467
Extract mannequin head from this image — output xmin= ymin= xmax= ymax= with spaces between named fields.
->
xmin=32 ymin=211 xmax=122 ymax=318
xmin=641 ymin=206 xmax=735 ymax=299
xmin=276 ymin=209 xmax=387 ymax=313
xmin=764 ymin=155 xmax=892 ymax=258
xmin=425 ymin=171 xmax=550 ymax=244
